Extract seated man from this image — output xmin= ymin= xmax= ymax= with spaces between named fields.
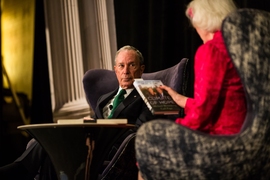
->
xmin=0 ymin=45 xmax=166 ymax=180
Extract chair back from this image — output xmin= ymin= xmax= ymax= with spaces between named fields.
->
xmin=222 ymin=8 xmax=270 ymax=134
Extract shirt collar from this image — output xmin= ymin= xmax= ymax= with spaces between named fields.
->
xmin=118 ymin=87 xmax=134 ymax=97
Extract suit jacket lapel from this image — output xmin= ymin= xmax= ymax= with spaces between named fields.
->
xmin=112 ymin=89 xmax=141 ymax=118
xmin=95 ymin=89 xmax=118 ymax=118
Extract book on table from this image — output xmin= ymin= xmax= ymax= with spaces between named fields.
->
xmin=133 ymin=79 xmax=180 ymax=115
xmin=57 ymin=117 xmax=128 ymax=124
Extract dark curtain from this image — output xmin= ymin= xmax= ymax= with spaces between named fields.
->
xmin=31 ymin=0 xmax=52 ymax=124
xmin=114 ymin=0 xmax=199 ymax=73
xmin=114 ymin=0 xmax=270 ymax=73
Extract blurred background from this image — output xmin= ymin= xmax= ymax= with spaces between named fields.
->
xmin=1 ymin=0 xmax=269 ymax=167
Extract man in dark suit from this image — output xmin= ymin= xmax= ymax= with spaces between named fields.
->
xmin=0 ymin=45 xmax=157 ymax=180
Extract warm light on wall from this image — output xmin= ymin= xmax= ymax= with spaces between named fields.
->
xmin=1 ymin=0 xmax=35 ymax=100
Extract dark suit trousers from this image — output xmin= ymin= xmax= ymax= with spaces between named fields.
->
xmin=0 ymin=138 xmax=56 ymax=180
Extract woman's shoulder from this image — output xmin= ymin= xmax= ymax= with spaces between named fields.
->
xmin=206 ymin=31 xmax=225 ymax=47
xmin=197 ymin=31 xmax=228 ymax=56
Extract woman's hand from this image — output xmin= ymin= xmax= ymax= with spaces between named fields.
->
xmin=138 ymin=171 xmax=144 ymax=180
xmin=159 ymin=85 xmax=188 ymax=108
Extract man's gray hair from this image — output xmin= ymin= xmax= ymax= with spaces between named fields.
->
xmin=115 ymin=45 xmax=144 ymax=65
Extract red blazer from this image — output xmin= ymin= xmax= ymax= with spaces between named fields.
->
xmin=176 ymin=31 xmax=247 ymax=135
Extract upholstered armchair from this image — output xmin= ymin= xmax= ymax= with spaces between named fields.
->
xmin=135 ymin=9 xmax=270 ymax=180
xmin=82 ymin=58 xmax=190 ymax=179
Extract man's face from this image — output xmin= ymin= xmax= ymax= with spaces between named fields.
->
xmin=114 ymin=50 xmax=145 ymax=89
